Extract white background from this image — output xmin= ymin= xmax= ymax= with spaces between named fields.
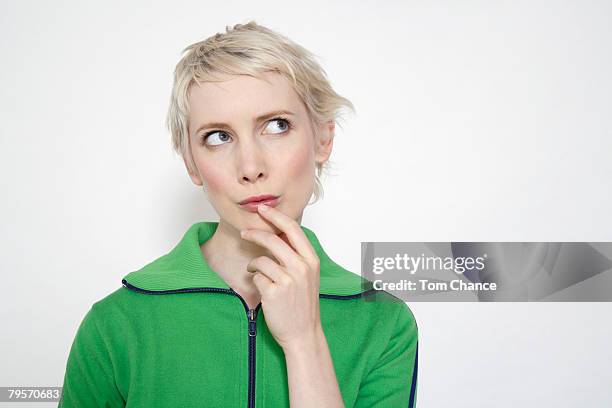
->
xmin=1 ymin=0 xmax=611 ymax=406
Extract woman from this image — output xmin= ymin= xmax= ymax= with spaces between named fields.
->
xmin=59 ymin=21 xmax=418 ymax=407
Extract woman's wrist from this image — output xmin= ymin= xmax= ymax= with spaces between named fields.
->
xmin=281 ymin=324 xmax=327 ymax=356
xmin=282 ymin=324 xmax=345 ymax=407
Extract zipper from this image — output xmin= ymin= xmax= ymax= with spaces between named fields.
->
xmin=121 ymin=279 xmax=376 ymax=406
xmin=247 ymin=303 xmax=261 ymax=408
xmin=231 ymin=289 xmax=262 ymax=408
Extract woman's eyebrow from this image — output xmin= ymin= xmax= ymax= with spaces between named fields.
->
xmin=193 ymin=109 xmax=296 ymax=135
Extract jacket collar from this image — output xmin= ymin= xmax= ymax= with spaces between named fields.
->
xmin=122 ymin=221 xmax=371 ymax=297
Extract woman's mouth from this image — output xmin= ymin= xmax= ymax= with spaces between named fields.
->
xmin=238 ymin=195 xmax=280 ymax=213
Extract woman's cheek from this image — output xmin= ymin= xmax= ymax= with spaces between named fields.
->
xmin=199 ymin=162 xmax=228 ymax=193
xmin=283 ymin=149 xmax=316 ymax=205
xmin=283 ymin=140 xmax=313 ymax=178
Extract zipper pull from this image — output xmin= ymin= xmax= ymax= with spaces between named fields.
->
xmin=248 ymin=308 xmax=257 ymax=337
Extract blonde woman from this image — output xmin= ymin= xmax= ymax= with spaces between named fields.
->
xmin=59 ymin=21 xmax=419 ymax=408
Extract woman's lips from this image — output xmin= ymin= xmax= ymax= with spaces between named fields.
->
xmin=239 ymin=196 xmax=280 ymax=213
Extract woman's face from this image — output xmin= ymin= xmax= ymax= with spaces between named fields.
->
xmin=185 ymin=71 xmax=334 ymax=233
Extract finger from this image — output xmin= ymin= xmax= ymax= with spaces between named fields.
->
xmin=251 ymin=270 xmax=274 ymax=295
xmin=247 ymin=256 xmax=290 ymax=285
xmin=241 ymin=229 xmax=296 ymax=268
xmin=255 ymin=203 xmax=318 ymax=263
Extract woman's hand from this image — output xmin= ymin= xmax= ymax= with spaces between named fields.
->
xmin=241 ymin=203 xmax=345 ymax=407
xmin=239 ymin=202 xmax=323 ymax=351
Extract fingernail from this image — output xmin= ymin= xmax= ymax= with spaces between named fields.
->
xmin=258 ymin=203 xmax=269 ymax=212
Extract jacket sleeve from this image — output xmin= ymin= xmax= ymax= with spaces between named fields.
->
xmin=354 ymin=301 xmax=419 ymax=408
xmin=58 ymin=305 xmax=125 ymax=407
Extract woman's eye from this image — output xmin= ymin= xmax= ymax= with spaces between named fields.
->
xmin=203 ymin=131 xmax=231 ymax=146
xmin=265 ymin=118 xmax=291 ymax=134
xmin=202 ymin=118 xmax=291 ymax=146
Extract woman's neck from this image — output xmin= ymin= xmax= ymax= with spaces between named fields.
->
xmin=199 ymin=219 xmax=273 ymax=307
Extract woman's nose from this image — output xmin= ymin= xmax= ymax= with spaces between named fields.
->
xmin=237 ymin=138 xmax=267 ymax=184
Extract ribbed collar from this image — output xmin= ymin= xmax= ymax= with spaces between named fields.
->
xmin=122 ymin=221 xmax=371 ymax=297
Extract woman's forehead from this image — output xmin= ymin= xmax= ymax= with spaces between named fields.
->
xmin=188 ymin=72 xmax=306 ymax=126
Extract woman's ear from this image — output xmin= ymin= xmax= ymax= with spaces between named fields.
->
xmin=183 ymin=156 xmax=204 ymax=186
xmin=314 ymin=120 xmax=335 ymax=164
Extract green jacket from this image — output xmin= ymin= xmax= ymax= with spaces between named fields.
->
xmin=59 ymin=221 xmax=418 ymax=407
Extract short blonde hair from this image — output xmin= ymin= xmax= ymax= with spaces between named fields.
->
xmin=165 ymin=21 xmax=355 ymax=204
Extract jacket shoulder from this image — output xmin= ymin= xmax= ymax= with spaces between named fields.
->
xmin=84 ymin=286 xmax=144 ymax=325
xmin=91 ymin=286 xmax=134 ymax=308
